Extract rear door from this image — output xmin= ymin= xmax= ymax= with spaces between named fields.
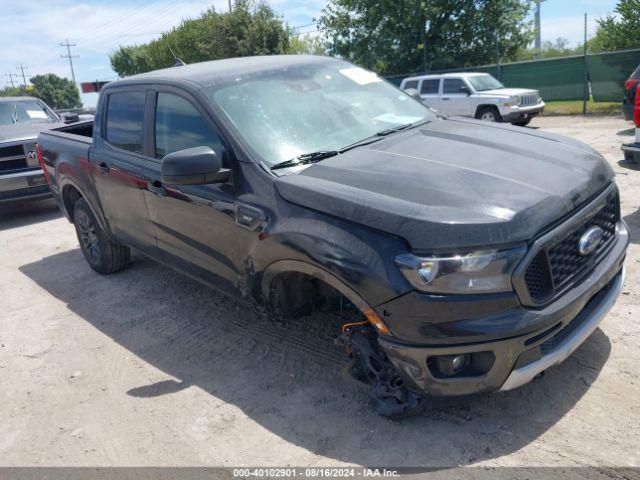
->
xmin=419 ymin=78 xmax=441 ymax=111
xmin=142 ymin=87 xmax=240 ymax=295
xmin=92 ymin=88 xmax=157 ymax=253
xmin=441 ymin=78 xmax=472 ymax=116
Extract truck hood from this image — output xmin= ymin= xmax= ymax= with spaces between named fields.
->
xmin=274 ymin=118 xmax=614 ymax=251
xmin=476 ymin=88 xmax=538 ymax=98
xmin=0 ymin=121 xmax=65 ymax=143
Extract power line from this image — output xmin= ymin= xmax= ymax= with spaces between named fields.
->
xmin=60 ymin=39 xmax=79 ymax=84
xmin=5 ymin=72 xmax=16 ymax=88
xmin=16 ymin=64 xmax=29 ymax=86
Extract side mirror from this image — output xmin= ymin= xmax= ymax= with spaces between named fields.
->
xmin=460 ymin=86 xmax=471 ymax=95
xmin=161 ymin=145 xmax=230 ymax=185
xmin=404 ymin=88 xmax=423 ymax=101
xmin=62 ymin=112 xmax=80 ymax=123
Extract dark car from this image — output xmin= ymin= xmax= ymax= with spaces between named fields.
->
xmin=37 ymin=56 xmax=628 ymax=419
xmin=622 ymin=64 xmax=640 ymax=121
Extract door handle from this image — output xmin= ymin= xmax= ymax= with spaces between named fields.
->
xmin=442 ymin=97 xmax=450 ymax=101
xmin=97 ymin=162 xmax=111 ymax=174
xmin=147 ymin=181 xmax=166 ymax=197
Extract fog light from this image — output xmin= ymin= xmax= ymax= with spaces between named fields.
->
xmin=431 ymin=354 xmax=470 ymax=377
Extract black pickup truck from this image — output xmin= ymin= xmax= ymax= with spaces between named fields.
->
xmin=38 ymin=55 xmax=629 ymax=418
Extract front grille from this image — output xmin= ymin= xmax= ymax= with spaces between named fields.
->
xmin=0 ymin=143 xmax=28 ymax=173
xmin=520 ymin=94 xmax=539 ymax=106
xmin=0 ymin=158 xmax=28 ymax=172
xmin=0 ymin=144 xmax=24 ymax=158
xmin=523 ymin=191 xmax=619 ymax=304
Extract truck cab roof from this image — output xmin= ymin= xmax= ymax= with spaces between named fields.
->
xmin=110 ymin=55 xmax=337 ymax=91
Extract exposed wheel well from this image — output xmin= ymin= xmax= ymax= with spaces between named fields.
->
xmin=62 ymin=185 xmax=83 ymax=219
xmin=266 ymin=270 xmax=363 ymax=320
xmin=475 ymin=104 xmax=500 ymax=118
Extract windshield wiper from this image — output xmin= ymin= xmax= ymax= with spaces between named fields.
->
xmin=340 ymin=118 xmax=433 ymax=153
xmin=270 ymin=150 xmax=339 ymax=170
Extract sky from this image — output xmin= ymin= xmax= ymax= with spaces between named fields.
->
xmin=0 ymin=0 xmax=621 ymax=107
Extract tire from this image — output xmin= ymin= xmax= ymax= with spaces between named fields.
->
xmin=512 ymin=118 xmax=532 ymax=127
xmin=73 ymin=198 xmax=130 ymax=274
xmin=476 ymin=106 xmax=502 ymax=123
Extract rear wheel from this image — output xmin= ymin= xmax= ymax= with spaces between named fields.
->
xmin=73 ymin=198 xmax=130 ymax=274
xmin=476 ymin=106 xmax=502 ymax=123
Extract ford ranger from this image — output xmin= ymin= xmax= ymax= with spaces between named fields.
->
xmin=37 ymin=56 xmax=628 ymax=419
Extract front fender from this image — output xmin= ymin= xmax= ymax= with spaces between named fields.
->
xmin=249 ymin=215 xmax=411 ymax=308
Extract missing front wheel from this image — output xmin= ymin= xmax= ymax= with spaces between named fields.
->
xmin=341 ymin=325 xmax=425 ymax=420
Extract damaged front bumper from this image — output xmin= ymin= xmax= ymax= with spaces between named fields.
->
xmin=376 ymin=224 xmax=628 ymax=397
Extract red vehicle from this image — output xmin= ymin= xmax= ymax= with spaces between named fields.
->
xmin=621 ymin=70 xmax=640 ymax=162
xmin=622 ymin=65 xmax=640 ymax=122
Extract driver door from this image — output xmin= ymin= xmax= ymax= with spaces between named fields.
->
xmin=142 ymin=88 xmax=240 ymax=296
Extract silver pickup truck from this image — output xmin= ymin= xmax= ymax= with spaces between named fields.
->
xmin=0 ymin=97 xmax=68 ymax=203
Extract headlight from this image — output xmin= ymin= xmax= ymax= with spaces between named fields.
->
xmin=504 ymin=96 xmax=521 ymax=107
xmin=394 ymin=247 xmax=526 ymax=294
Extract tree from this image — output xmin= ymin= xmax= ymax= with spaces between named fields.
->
xmin=516 ymin=37 xmax=583 ymax=61
xmin=594 ymin=0 xmax=640 ymax=51
xmin=110 ymin=0 xmax=291 ymax=77
xmin=318 ymin=0 xmax=533 ymax=75
xmin=27 ymin=74 xmax=82 ymax=109
xmin=288 ymin=35 xmax=327 ymax=55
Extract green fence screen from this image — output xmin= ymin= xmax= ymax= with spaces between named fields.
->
xmin=590 ymin=50 xmax=640 ymax=101
xmin=386 ymin=49 xmax=640 ymax=102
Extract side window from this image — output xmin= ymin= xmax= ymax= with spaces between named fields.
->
xmin=403 ymin=80 xmax=419 ymax=90
xmin=443 ymin=78 xmax=466 ymax=95
xmin=105 ymin=91 xmax=145 ymax=153
xmin=155 ymin=92 xmax=221 ymax=160
xmin=421 ymin=79 xmax=440 ymax=94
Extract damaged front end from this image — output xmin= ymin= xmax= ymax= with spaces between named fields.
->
xmin=340 ymin=324 xmax=425 ymax=420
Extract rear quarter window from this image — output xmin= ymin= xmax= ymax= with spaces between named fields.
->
xmin=403 ymin=80 xmax=419 ymax=90
xmin=105 ymin=91 xmax=145 ymax=153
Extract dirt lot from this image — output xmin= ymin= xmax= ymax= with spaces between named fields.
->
xmin=0 ymin=116 xmax=638 ymax=469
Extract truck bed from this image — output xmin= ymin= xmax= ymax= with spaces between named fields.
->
xmin=40 ymin=120 xmax=94 ymax=144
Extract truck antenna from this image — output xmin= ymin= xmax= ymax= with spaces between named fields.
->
xmin=162 ymin=38 xmax=186 ymax=67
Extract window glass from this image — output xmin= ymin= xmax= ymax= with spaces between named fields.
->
xmin=421 ymin=79 xmax=440 ymax=94
xmin=208 ymin=61 xmax=432 ymax=167
xmin=105 ymin=91 xmax=145 ymax=153
xmin=0 ymin=100 xmax=57 ymax=126
xmin=443 ymin=78 xmax=467 ymax=94
xmin=466 ymin=74 xmax=504 ymax=92
xmin=403 ymin=80 xmax=419 ymax=90
xmin=155 ymin=93 xmax=220 ymax=160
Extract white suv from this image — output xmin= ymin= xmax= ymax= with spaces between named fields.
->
xmin=400 ymin=72 xmax=545 ymax=126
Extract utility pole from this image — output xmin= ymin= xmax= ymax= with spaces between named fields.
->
xmin=60 ymin=39 xmax=79 ymax=84
xmin=5 ymin=72 xmax=16 ymax=88
xmin=16 ymin=64 xmax=28 ymax=87
xmin=496 ymin=29 xmax=501 ymax=81
xmin=228 ymin=0 xmax=232 ymax=12
xmin=534 ymin=0 xmax=546 ymax=59
xmin=583 ymin=13 xmax=589 ymax=115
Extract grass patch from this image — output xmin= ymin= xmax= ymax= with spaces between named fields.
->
xmin=543 ymin=100 xmax=621 ymax=116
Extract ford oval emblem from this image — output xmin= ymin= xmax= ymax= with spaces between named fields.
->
xmin=578 ymin=226 xmax=604 ymax=256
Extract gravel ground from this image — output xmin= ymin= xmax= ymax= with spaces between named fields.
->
xmin=0 ymin=115 xmax=638 ymax=469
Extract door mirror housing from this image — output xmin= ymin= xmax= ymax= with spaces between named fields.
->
xmin=460 ymin=85 xmax=471 ymax=95
xmin=161 ymin=145 xmax=230 ymax=185
xmin=404 ymin=88 xmax=423 ymax=101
